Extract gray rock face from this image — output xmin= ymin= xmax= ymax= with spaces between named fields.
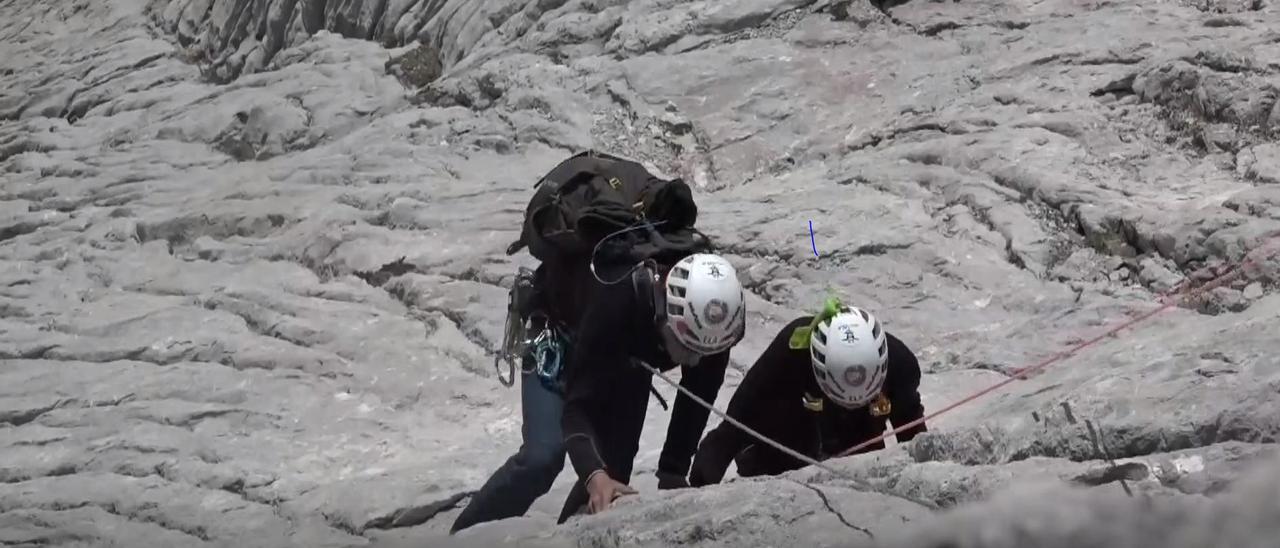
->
xmin=4 ymin=0 xmax=1280 ymax=546
xmin=874 ymin=449 xmax=1280 ymax=548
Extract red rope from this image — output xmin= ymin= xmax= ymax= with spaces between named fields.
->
xmin=834 ymin=236 xmax=1279 ymax=459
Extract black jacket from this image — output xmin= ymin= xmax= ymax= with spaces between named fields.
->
xmin=688 ymin=315 xmax=926 ymax=486
xmin=557 ymin=261 xmax=729 ymax=518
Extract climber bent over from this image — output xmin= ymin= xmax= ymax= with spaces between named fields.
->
xmin=686 ymin=298 xmax=928 ymax=486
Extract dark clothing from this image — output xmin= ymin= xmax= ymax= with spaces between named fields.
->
xmin=450 ymin=362 xmax=564 ymax=533
xmin=557 ymin=261 xmax=729 ymax=522
xmin=535 ymin=257 xmax=590 ymax=328
xmin=688 ymin=316 xmax=926 ymax=487
xmin=453 ymin=260 xmax=728 ymax=530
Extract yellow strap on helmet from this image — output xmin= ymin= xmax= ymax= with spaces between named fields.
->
xmin=788 ymin=296 xmax=844 ymax=350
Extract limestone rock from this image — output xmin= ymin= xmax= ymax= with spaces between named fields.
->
xmin=4 ymin=0 xmax=1280 ymax=546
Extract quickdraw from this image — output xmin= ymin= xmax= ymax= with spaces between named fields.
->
xmin=494 ymin=267 xmax=538 ymax=387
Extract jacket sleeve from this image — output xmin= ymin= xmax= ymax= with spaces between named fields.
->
xmin=560 ymin=281 xmax=634 ymax=482
xmin=688 ymin=319 xmax=802 ymax=486
xmin=657 ymin=350 xmax=728 ymax=479
xmin=884 ymin=333 xmax=928 ymax=443
xmin=688 ymin=421 xmax=745 ymax=487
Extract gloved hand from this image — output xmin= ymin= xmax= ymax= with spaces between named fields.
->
xmin=656 ymin=470 xmax=690 ymax=490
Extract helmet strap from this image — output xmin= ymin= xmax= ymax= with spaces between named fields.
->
xmin=869 ymin=392 xmax=892 ymax=417
xmin=631 ymin=259 xmax=665 ymax=327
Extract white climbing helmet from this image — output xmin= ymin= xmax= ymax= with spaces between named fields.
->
xmin=810 ymin=306 xmax=889 ymax=409
xmin=661 ymin=253 xmax=746 ymax=359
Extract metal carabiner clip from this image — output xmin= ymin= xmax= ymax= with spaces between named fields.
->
xmin=494 ymin=267 xmax=541 ymax=387
xmin=530 ymin=327 xmax=565 ymax=392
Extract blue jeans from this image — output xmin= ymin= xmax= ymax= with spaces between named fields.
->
xmin=450 ymin=362 xmax=566 ymax=533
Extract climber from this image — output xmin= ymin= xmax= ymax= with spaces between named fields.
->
xmin=554 ymin=252 xmax=747 ymax=522
xmin=451 ymin=147 xmax=746 ymax=531
xmin=449 ymin=252 xmax=739 ymax=532
xmin=685 ymin=298 xmax=927 ymax=487
xmin=450 ymin=254 xmax=746 ymax=532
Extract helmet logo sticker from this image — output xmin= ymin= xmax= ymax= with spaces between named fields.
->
xmin=704 ymin=299 xmax=729 ymax=325
xmin=844 ymin=365 xmax=867 ymax=387
xmin=705 ymin=263 xmax=724 ymax=279
xmin=838 ymin=324 xmax=858 ymax=343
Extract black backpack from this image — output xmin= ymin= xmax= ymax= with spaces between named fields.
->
xmin=505 ymin=150 xmax=712 ymax=271
xmin=500 ymin=151 xmax=699 ymax=406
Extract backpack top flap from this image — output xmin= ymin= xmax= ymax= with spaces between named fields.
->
xmin=645 ymin=177 xmax=697 ymax=230
xmin=506 ymin=150 xmax=602 ymax=256
xmin=507 ymin=150 xmax=692 ymax=259
xmin=553 ymin=155 xmax=654 ymax=241
xmin=520 ymin=157 xmax=647 ymax=260
xmin=526 ymin=170 xmax=601 ymax=259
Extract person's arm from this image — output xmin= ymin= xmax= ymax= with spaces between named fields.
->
xmin=560 ymin=282 xmax=634 ymax=484
xmin=687 ymin=420 xmax=747 ymax=487
xmin=656 ymin=350 xmax=728 ymax=486
xmin=884 ymin=333 xmax=928 ymax=443
xmin=688 ymin=318 xmax=807 ymax=486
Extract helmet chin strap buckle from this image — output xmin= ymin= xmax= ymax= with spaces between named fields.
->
xmin=802 ymin=392 xmax=824 ymax=412
xmin=869 ymin=393 xmax=892 ymax=417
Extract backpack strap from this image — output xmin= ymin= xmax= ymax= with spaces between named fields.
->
xmin=630 ymin=259 xmax=665 ymax=328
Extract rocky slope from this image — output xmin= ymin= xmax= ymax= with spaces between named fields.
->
xmin=2 ymin=0 xmax=1279 ymax=546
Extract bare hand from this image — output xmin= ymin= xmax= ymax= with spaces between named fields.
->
xmin=586 ymin=470 xmax=638 ymax=514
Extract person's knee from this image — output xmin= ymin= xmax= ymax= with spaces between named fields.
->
xmin=521 ymin=440 xmax=565 ymax=482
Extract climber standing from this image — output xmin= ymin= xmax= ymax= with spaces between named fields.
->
xmin=685 ymin=298 xmax=927 ymax=487
xmin=450 ymin=150 xmax=746 ymax=532
xmin=450 ymin=252 xmax=745 ymax=531
xmin=556 ymin=252 xmax=747 ymax=521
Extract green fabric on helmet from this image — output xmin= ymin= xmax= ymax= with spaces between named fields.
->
xmin=788 ymin=296 xmax=844 ymax=350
